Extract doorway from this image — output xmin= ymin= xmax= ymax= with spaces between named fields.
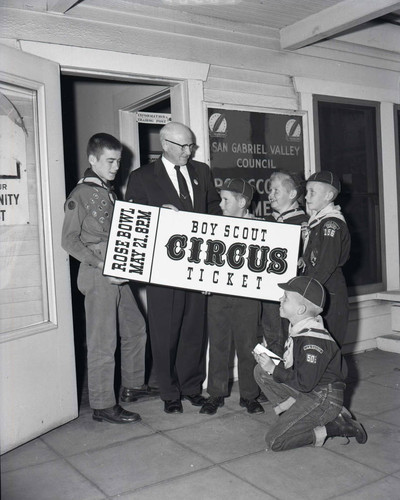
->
xmin=60 ymin=74 xmax=171 ymax=405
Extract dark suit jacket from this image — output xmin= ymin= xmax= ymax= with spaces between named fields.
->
xmin=125 ymin=156 xmax=221 ymax=215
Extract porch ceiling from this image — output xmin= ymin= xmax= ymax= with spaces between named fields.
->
xmin=3 ymin=0 xmax=400 ymax=51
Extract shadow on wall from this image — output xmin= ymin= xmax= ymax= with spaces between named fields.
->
xmin=114 ymin=144 xmax=133 ymax=200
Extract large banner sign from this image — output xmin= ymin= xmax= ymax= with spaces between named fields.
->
xmin=103 ymin=201 xmax=301 ymax=301
xmin=207 ymin=107 xmax=305 ymax=218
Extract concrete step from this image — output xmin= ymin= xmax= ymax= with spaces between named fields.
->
xmin=376 ymin=333 xmax=400 ymax=354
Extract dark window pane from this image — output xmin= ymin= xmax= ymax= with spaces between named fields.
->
xmin=316 ymin=99 xmax=382 ymax=293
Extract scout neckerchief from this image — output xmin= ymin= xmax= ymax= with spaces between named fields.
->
xmin=302 ymin=202 xmax=346 ymax=251
xmin=78 ymin=169 xmax=117 ymax=204
xmin=272 ymin=203 xmax=306 ymax=223
xmin=282 ymin=315 xmax=334 ymax=368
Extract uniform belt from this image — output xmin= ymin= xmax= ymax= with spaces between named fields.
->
xmin=87 ymin=241 xmax=107 ymax=257
xmin=316 ymin=381 xmax=346 ymax=392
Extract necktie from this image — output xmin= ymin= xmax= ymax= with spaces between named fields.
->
xmin=174 ymin=165 xmax=193 ymax=211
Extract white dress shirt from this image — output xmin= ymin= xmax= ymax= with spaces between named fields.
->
xmin=162 ymin=156 xmax=194 ymax=203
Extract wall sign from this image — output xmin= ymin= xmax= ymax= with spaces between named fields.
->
xmin=0 ymin=106 xmax=29 ymax=225
xmin=207 ymin=107 xmax=305 ymax=217
xmin=103 ymin=201 xmax=301 ymax=301
xmin=136 ymin=111 xmax=171 ymax=124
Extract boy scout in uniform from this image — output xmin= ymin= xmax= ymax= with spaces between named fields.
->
xmin=254 ymin=276 xmax=367 ymax=452
xmin=62 ymin=133 xmax=148 ymax=423
xmin=262 ymin=171 xmax=308 ymax=357
xmin=300 ymin=171 xmax=350 ymax=347
xmin=200 ymin=179 xmax=264 ymax=416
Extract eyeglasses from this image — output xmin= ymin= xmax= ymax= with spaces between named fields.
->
xmin=165 ymin=139 xmax=196 ymax=151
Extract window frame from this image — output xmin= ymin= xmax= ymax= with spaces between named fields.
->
xmin=313 ymin=94 xmax=386 ymax=297
xmin=394 ymin=105 xmax=400 ymax=270
xmin=0 ymin=75 xmax=55 ymax=340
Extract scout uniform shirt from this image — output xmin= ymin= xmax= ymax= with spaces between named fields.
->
xmin=62 ymin=168 xmax=116 ymax=268
xmin=301 ymin=202 xmax=350 ymax=286
xmin=272 ymin=315 xmax=346 ymax=393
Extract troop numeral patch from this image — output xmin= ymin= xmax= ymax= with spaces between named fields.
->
xmin=306 ymin=353 xmax=317 ymax=364
xmin=323 ymin=220 xmax=339 ymax=238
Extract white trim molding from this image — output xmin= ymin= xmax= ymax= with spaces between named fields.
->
xmin=19 ymin=41 xmax=210 ymax=82
xmin=293 ymin=76 xmax=400 ymax=103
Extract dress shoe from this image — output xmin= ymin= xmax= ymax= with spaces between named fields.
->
xmin=182 ymin=394 xmax=206 ymax=406
xmin=326 ymin=412 xmax=367 ymax=444
xmin=92 ymin=404 xmax=141 ymax=424
xmin=164 ymin=399 xmax=183 ymax=414
xmin=121 ymin=385 xmax=160 ymax=402
xmin=257 ymin=393 xmax=268 ymax=403
xmin=239 ymin=397 xmax=265 ymax=414
xmin=199 ymin=396 xmax=224 ymax=415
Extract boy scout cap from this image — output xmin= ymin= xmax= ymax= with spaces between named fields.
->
xmin=220 ymin=178 xmax=254 ymax=200
xmin=307 ymin=171 xmax=341 ymax=193
xmin=278 ymin=276 xmax=326 ymax=309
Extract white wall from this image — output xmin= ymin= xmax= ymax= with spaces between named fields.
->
xmin=71 ymin=80 xmax=168 ymax=174
xmin=1 ymin=5 xmax=399 ymax=353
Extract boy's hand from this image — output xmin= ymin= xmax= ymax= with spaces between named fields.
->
xmin=96 ymin=261 xmax=128 ymax=285
xmin=253 ymin=352 xmax=276 ymax=375
xmin=162 ymin=204 xmax=179 ymax=211
xmin=298 ymin=257 xmax=306 ymax=271
xmin=108 ymin=276 xmax=129 ymax=285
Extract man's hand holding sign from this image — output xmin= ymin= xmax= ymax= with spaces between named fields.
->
xmin=103 ymin=200 xmax=301 ymax=301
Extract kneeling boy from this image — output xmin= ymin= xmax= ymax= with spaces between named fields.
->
xmin=254 ymin=276 xmax=366 ymax=451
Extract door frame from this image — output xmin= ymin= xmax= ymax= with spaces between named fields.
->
xmin=19 ymin=41 xmax=210 ymax=162
xmin=119 ymin=87 xmax=171 ymax=173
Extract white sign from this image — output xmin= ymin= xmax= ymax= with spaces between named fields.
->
xmin=0 ymin=115 xmax=29 ymax=225
xmin=104 ymin=201 xmax=301 ymax=301
xmin=136 ymin=112 xmax=171 ymax=124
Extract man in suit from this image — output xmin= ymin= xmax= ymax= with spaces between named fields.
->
xmin=125 ymin=122 xmax=221 ymax=413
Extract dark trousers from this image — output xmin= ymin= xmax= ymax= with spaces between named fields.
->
xmin=207 ymin=294 xmax=261 ymax=400
xmin=255 ymin=365 xmax=344 ymax=451
xmin=324 ymin=271 xmax=349 ymax=347
xmin=146 ymin=285 xmax=207 ymax=401
xmin=78 ymin=264 xmax=147 ymax=409
xmin=260 ymin=300 xmax=288 ymax=358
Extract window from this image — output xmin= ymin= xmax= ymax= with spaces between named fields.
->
xmin=314 ymin=97 xmax=384 ymax=295
xmin=0 ymin=83 xmax=50 ymax=335
xmin=395 ymin=106 xmax=400 ymax=259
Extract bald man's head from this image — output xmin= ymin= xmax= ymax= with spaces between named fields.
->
xmin=160 ymin=122 xmax=195 ymax=166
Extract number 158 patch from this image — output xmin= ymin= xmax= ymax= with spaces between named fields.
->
xmin=323 ymin=220 xmax=339 ymax=238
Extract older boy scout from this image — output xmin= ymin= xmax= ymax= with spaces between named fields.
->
xmin=62 ymin=133 xmax=148 ymax=424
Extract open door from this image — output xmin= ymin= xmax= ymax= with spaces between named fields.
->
xmin=119 ymin=88 xmax=171 ymax=173
xmin=0 ymin=44 xmax=77 ymax=453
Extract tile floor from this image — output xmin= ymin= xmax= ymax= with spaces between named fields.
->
xmin=2 ymin=349 xmax=400 ymax=500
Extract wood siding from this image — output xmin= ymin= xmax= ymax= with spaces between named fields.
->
xmin=0 ymin=3 xmax=398 ymax=352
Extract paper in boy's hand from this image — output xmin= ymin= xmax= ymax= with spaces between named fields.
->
xmin=253 ymin=343 xmax=283 ymax=365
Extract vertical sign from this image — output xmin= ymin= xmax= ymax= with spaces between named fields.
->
xmin=207 ymin=107 xmax=305 ymax=217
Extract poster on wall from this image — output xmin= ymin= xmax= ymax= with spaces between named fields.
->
xmin=103 ymin=201 xmax=301 ymax=301
xmin=0 ymin=92 xmax=29 ymax=225
xmin=207 ymin=107 xmax=305 ymax=218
